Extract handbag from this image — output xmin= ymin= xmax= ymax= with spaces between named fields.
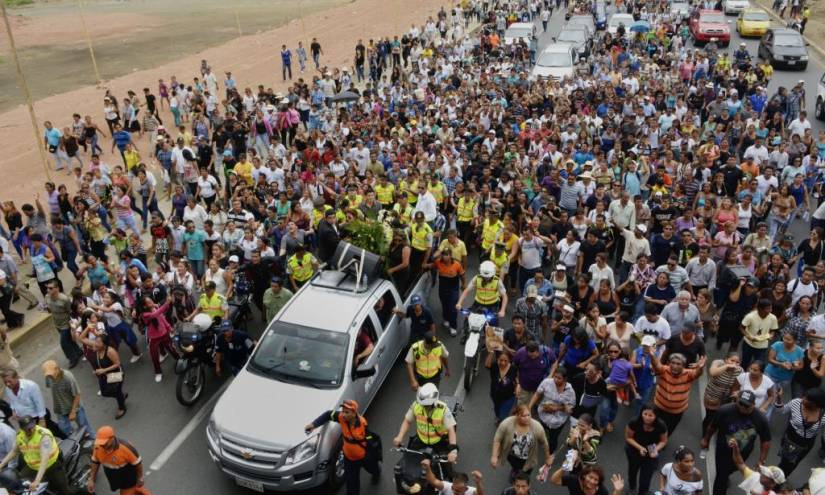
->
xmin=106 ymin=370 xmax=124 ymax=384
xmin=364 ymin=429 xmax=383 ymax=464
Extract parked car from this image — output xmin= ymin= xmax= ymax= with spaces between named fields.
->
xmin=567 ymin=15 xmax=596 ymax=36
xmin=736 ymin=8 xmax=770 ymax=37
xmin=530 ymin=43 xmax=577 ymax=80
xmin=689 ymin=9 xmax=731 ymax=46
xmin=757 ymin=27 xmax=809 ymax=69
xmin=816 ymin=72 xmax=825 ymax=121
xmin=670 ymin=1 xmax=691 ymax=19
xmin=723 ymin=0 xmax=750 ymax=14
xmin=503 ymin=22 xmax=536 ymax=45
xmin=555 ymin=25 xmax=591 ymax=58
xmin=607 ymin=13 xmax=634 ymax=36
xmin=206 ymin=243 xmax=430 ymax=493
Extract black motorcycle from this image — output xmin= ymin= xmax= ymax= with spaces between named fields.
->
xmin=173 ymin=315 xmax=217 ymax=406
xmin=0 ymin=427 xmax=94 ymax=494
xmin=393 ymin=396 xmax=462 ymax=495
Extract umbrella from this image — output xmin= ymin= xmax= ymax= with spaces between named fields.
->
xmin=330 ymin=91 xmax=359 ymax=103
xmin=629 ymin=20 xmax=651 ymax=32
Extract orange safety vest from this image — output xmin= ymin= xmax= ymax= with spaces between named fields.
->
xmin=337 ymin=413 xmax=368 ymax=461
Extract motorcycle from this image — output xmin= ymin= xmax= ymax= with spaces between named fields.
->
xmin=393 ymin=396 xmax=462 ymax=495
xmin=227 ymin=293 xmax=251 ymax=330
xmin=173 ymin=313 xmax=217 ymax=406
xmin=0 ymin=427 xmax=94 ymax=495
xmin=460 ymin=308 xmax=496 ymax=392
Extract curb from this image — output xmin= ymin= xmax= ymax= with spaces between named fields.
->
xmin=751 ymin=0 xmax=825 ymax=62
xmin=8 ymin=313 xmax=53 ymax=348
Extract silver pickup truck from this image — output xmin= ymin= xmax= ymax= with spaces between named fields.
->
xmin=206 ymin=243 xmax=429 ymax=492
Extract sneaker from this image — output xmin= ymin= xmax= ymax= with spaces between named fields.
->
xmin=450 ymin=327 xmax=458 ymax=337
xmin=97 ymin=390 xmax=102 ymax=396
xmin=155 ymin=374 xmax=162 ymax=383
xmin=129 ymin=354 xmax=142 ymax=364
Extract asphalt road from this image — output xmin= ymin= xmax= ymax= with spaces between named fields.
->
xmin=13 ymin=8 xmax=825 ymax=495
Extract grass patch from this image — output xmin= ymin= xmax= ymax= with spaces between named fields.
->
xmin=5 ymin=0 xmax=34 ymax=7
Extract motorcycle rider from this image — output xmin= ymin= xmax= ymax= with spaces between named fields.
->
xmin=214 ymin=321 xmax=255 ymax=377
xmin=734 ymin=42 xmax=751 ymax=66
xmin=0 ymin=416 xmax=74 ymax=494
xmin=188 ymin=281 xmax=228 ymax=321
xmin=392 ymin=383 xmax=459 ymax=464
xmin=304 ymin=400 xmax=380 ymax=495
xmin=404 ymin=330 xmax=450 ymax=391
xmin=455 ymin=260 xmax=508 ymax=341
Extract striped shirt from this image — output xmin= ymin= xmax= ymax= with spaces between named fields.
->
xmin=653 ymin=361 xmax=701 ymax=414
xmin=782 ymin=398 xmax=825 ymax=440
xmin=703 ymin=360 xmax=738 ymax=407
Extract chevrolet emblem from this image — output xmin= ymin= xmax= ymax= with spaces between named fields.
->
xmin=241 ymin=449 xmax=254 ymax=460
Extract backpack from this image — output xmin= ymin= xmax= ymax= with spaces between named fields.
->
xmin=45 ymin=239 xmax=64 ymax=272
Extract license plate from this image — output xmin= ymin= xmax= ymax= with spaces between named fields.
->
xmin=787 ymin=61 xmax=796 ymax=65
xmin=235 ymin=477 xmax=265 ymax=492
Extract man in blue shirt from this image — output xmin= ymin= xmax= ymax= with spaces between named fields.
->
xmin=392 ymin=294 xmax=436 ymax=344
xmin=110 ymin=123 xmax=133 ymax=164
xmin=215 ymin=322 xmax=255 ymax=376
xmin=280 ymin=44 xmax=292 ymax=81
xmin=43 ymin=121 xmax=69 ymax=172
xmin=182 ymin=220 xmax=207 ymax=279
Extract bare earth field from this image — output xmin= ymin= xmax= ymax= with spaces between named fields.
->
xmin=0 ymin=0 xmax=451 ymax=205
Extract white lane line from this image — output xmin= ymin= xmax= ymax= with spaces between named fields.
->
xmin=147 ymin=381 xmax=231 ymax=473
xmin=698 ymin=370 xmax=716 ymax=489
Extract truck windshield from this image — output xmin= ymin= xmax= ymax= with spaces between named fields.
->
xmin=248 ymin=323 xmax=350 ymax=388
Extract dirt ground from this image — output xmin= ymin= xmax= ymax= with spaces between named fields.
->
xmin=0 ymin=0 xmax=452 ymax=206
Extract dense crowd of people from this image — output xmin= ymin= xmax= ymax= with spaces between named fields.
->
xmin=1 ymin=0 xmax=825 ymax=492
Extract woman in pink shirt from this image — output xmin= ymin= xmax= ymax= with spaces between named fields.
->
xmin=110 ymin=185 xmax=140 ymax=236
xmin=140 ymin=296 xmax=180 ymax=383
xmin=712 ymin=221 xmax=741 ymax=261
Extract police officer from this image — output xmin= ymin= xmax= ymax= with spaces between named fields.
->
xmin=305 ymin=400 xmax=380 ymax=495
xmin=392 ymin=294 xmax=437 ymax=344
xmin=0 ymin=416 xmax=73 ymax=494
xmin=404 ymin=330 xmax=450 ymax=391
xmin=214 ymin=321 xmax=256 ymax=377
xmin=409 ymin=211 xmax=433 ymax=280
xmin=392 ymin=384 xmax=458 ymax=463
xmin=456 ymin=260 xmax=508 ymax=341
xmin=188 ymin=281 xmax=228 ymax=321
xmin=286 ymin=243 xmax=319 ymax=292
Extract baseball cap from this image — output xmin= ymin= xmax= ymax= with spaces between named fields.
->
xmin=526 ymin=285 xmax=538 ymax=298
xmin=738 ymin=390 xmax=757 ymax=407
xmin=341 ymin=399 xmax=359 ymax=411
xmin=636 ymin=224 xmax=648 ymax=233
xmin=641 ymin=335 xmax=656 ymax=347
xmin=220 ymin=320 xmax=233 ymax=331
xmin=410 ymin=294 xmax=423 ymax=306
xmin=18 ymin=416 xmax=36 ymax=429
xmin=95 ymin=426 xmax=115 ymax=446
xmin=555 ymin=264 xmax=567 ymax=271
xmin=562 ymin=305 xmax=575 ymax=313
xmin=41 ymin=360 xmax=60 ymax=378
xmin=758 ymin=465 xmax=786 ymax=485
xmin=228 ymin=255 xmax=240 ymax=263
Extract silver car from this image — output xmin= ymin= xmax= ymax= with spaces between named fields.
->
xmin=207 ymin=249 xmax=430 ymax=492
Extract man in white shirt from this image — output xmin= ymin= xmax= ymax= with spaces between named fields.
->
xmin=787 ymin=111 xmax=812 ymax=138
xmin=755 ymin=168 xmax=778 ymax=197
xmin=634 ymin=303 xmax=672 ymax=349
xmin=743 ymin=138 xmax=770 ymax=165
xmin=414 ymin=186 xmax=438 ymax=223
xmin=788 ymin=267 xmax=819 ymax=305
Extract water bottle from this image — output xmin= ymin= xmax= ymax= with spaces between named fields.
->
xmin=562 ymin=449 xmax=578 ymax=472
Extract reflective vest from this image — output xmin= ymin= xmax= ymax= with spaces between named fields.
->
xmin=288 ymin=253 xmax=314 ymax=282
xmin=17 ymin=426 xmax=59 ymax=471
xmin=427 ymin=182 xmax=446 ymax=204
xmin=374 ymin=183 xmax=395 ymax=205
xmin=393 ymin=203 xmax=414 ymax=225
xmin=410 ymin=223 xmax=433 ymax=252
xmin=481 ymin=219 xmax=503 ymax=251
xmin=490 ymin=249 xmax=509 ymax=273
xmin=346 ymin=194 xmax=364 ymax=209
xmin=411 ymin=340 xmax=443 ymax=378
xmin=412 ymin=402 xmax=448 ymax=445
xmin=401 ymin=180 xmax=418 ymax=204
xmin=337 ymin=413 xmax=368 ymax=461
xmin=311 ymin=205 xmax=332 ymax=228
xmin=198 ymin=293 xmax=226 ymax=318
xmin=456 ymin=197 xmax=477 ymax=223
xmin=474 ymin=276 xmax=500 ymax=306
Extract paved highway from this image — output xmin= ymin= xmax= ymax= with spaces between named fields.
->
xmin=14 ymin=7 xmax=825 ymax=495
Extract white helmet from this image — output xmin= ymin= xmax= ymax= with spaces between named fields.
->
xmin=479 ymin=260 xmax=496 ymax=279
xmin=417 ymin=383 xmax=440 ymax=407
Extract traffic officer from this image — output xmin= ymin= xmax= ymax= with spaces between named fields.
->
xmin=454 ymin=188 xmax=478 ymax=247
xmin=286 ymin=243 xmax=319 ymax=292
xmin=88 ymin=425 xmax=150 ymax=494
xmin=374 ymin=175 xmax=396 ymax=210
xmin=0 ymin=415 xmax=73 ymax=494
xmin=409 ymin=211 xmax=433 ymax=280
xmin=480 ymin=209 xmax=503 ymax=253
xmin=392 ymin=192 xmax=414 ymax=226
xmin=456 ymin=260 xmax=508 ymax=340
xmin=214 ymin=321 xmax=256 ymax=377
xmin=392 ymin=383 xmax=458 ymax=463
xmin=404 ymin=330 xmax=450 ymax=391
xmin=188 ymin=281 xmax=228 ymax=321
xmin=305 ymin=400 xmax=380 ymax=495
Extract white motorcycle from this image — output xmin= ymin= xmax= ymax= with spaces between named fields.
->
xmin=460 ymin=308 xmax=497 ymax=392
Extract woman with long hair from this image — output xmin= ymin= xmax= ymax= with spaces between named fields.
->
xmin=659 ymin=446 xmax=703 ymax=495
xmin=702 ymin=352 xmax=742 ymax=433
xmin=491 ymin=403 xmax=553 ymax=482
xmin=775 ymin=388 xmax=825 ymax=477
xmin=625 ymin=405 xmax=668 ymax=495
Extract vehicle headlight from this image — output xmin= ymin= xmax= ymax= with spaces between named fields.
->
xmin=801 ymin=55 xmax=809 ymax=60
xmin=207 ymin=418 xmax=220 ymax=448
xmin=284 ymin=433 xmax=319 ymax=465
xmin=774 ymin=54 xmax=784 ymax=60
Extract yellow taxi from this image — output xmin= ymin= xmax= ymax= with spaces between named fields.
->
xmin=736 ymin=8 xmax=770 ymax=37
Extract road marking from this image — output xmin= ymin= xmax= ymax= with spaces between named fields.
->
xmin=698 ymin=369 xmax=716 ymax=490
xmin=147 ymin=381 xmax=231 ymax=473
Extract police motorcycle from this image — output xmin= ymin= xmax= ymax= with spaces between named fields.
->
xmin=0 ymin=427 xmax=94 ymax=495
xmin=173 ymin=313 xmax=218 ymax=406
xmin=393 ymin=387 xmax=462 ymax=495
xmin=459 ymin=308 xmax=496 ymax=392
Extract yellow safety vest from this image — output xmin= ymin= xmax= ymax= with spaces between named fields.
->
xmin=413 ymin=402 xmax=448 ymax=445
xmin=198 ymin=293 xmax=226 ymax=318
xmin=393 ymin=203 xmax=414 ymax=225
xmin=411 ymin=340 xmax=443 ymax=378
xmin=456 ymin=197 xmax=477 ymax=223
xmin=490 ymin=249 xmax=509 ymax=273
xmin=481 ymin=219 xmax=503 ymax=251
xmin=17 ymin=426 xmax=59 ymax=471
xmin=346 ymin=194 xmax=363 ymax=209
xmin=312 ymin=205 xmax=332 ymax=228
xmin=475 ymin=276 xmax=500 ymax=306
xmin=374 ymin=183 xmax=395 ymax=205
xmin=428 ymin=182 xmax=446 ymax=204
xmin=288 ymin=253 xmax=314 ymax=282
xmin=401 ymin=180 xmax=419 ymax=204
xmin=410 ymin=223 xmax=433 ymax=252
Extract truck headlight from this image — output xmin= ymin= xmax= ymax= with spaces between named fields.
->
xmin=801 ymin=55 xmax=809 ymax=60
xmin=774 ymin=54 xmax=784 ymax=61
xmin=284 ymin=434 xmax=319 ymax=465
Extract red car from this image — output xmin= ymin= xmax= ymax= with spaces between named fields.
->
xmin=689 ymin=9 xmax=731 ymax=46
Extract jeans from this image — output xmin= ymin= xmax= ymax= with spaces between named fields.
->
xmin=438 ymin=284 xmax=459 ymax=329
xmin=282 ymin=63 xmax=292 ymax=80
xmin=599 ymin=394 xmax=618 ymax=427
xmin=171 ymin=107 xmax=182 ymax=127
xmin=344 ymin=456 xmax=379 ymax=495
xmin=190 ymin=259 xmax=205 ymax=279
xmin=741 ymin=342 xmax=767 ymax=369
xmin=62 ymin=249 xmax=79 ymax=277
xmin=58 ymin=327 xmax=83 ymax=365
xmin=106 ymin=322 xmax=141 ymax=357
xmin=140 ymin=195 xmax=159 ymax=229
xmin=52 ymin=149 xmax=71 ymax=171
xmin=56 ymin=405 xmax=95 ymax=439
xmin=493 ymin=395 xmax=516 ymax=422
xmin=313 ymin=52 xmax=320 ymax=69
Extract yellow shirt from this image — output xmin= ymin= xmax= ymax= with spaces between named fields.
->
xmin=233 ymin=161 xmax=254 ymax=185
xmin=741 ymin=310 xmax=778 ymax=349
xmin=436 ymin=239 xmax=467 ymax=261
xmin=124 ymin=150 xmax=141 ymax=172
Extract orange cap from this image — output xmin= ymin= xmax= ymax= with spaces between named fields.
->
xmin=94 ymin=426 xmax=115 ymax=447
xmin=341 ymin=400 xmax=359 ymax=412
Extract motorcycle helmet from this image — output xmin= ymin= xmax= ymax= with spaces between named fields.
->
xmin=416 ymin=383 xmax=440 ymax=407
xmin=479 ymin=260 xmax=496 ymax=279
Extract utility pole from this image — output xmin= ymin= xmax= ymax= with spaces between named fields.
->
xmin=76 ymin=0 xmax=102 ymax=85
xmin=0 ymin=0 xmax=52 ymax=181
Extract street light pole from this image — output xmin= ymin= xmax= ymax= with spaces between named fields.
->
xmin=0 ymin=0 xmax=52 ymax=181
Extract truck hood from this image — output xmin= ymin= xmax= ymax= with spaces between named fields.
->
xmin=700 ymin=22 xmax=730 ymax=31
xmin=212 ymin=368 xmax=342 ymax=449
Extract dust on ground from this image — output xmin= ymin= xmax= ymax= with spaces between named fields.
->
xmin=0 ymin=0 xmax=347 ymax=112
